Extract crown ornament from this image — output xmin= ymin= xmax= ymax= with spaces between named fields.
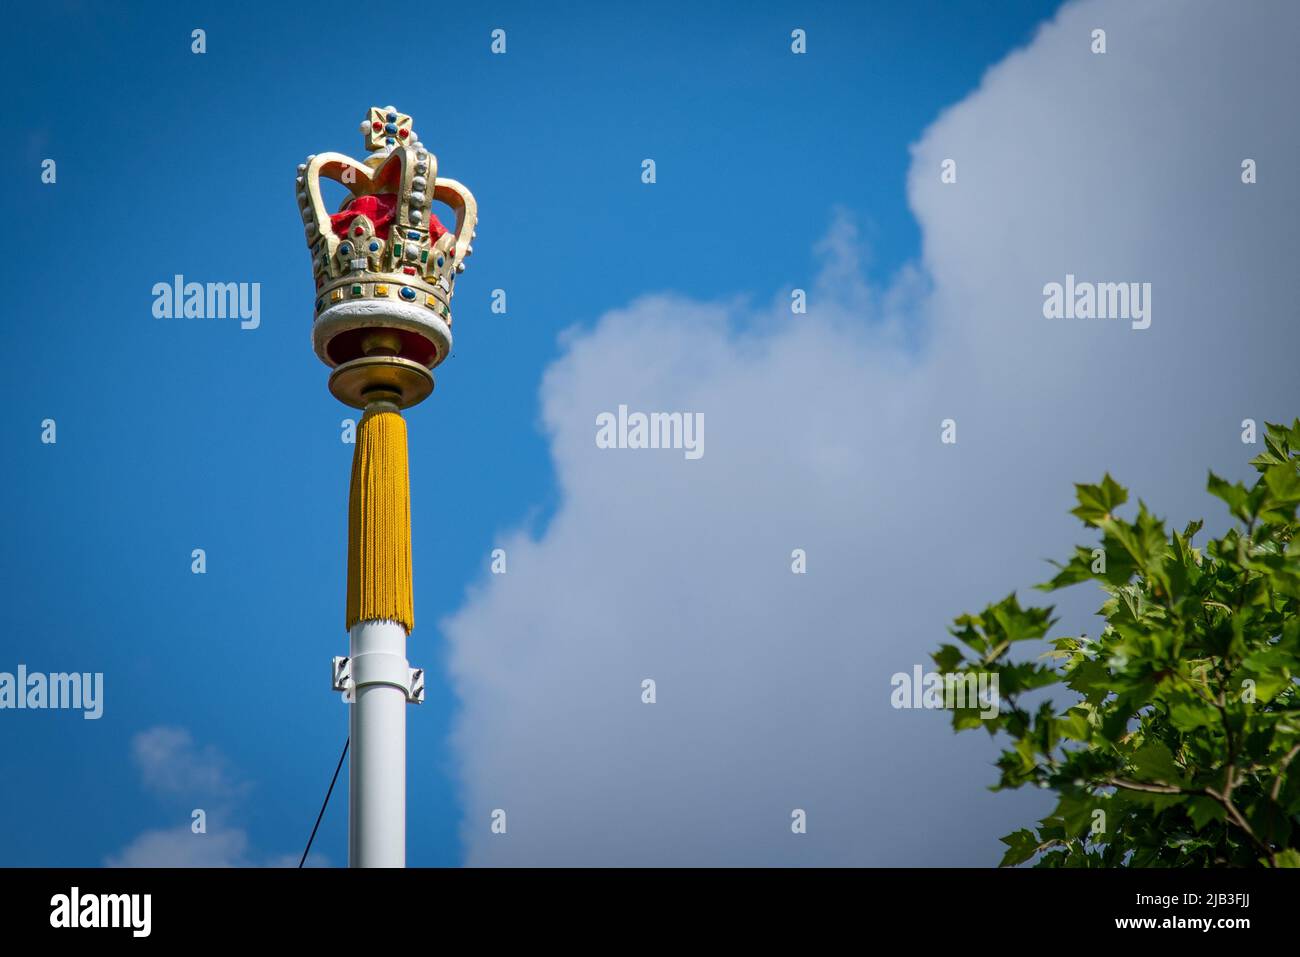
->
xmin=296 ymin=106 xmax=478 ymax=409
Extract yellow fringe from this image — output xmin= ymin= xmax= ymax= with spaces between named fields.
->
xmin=346 ymin=408 xmax=414 ymax=633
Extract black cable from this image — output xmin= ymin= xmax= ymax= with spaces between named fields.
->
xmin=299 ymin=737 xmax=348 ymax=868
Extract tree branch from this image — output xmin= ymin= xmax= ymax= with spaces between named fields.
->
xmin=1108 ymin=778 xmax=1186 ymax=795
xmin=1272 ymin=743 xmax=1300 ymax=802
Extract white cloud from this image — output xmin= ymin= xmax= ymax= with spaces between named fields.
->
xmin=106 ymin=827 xmax=330 ymax=868
xmin=444 ymin=0 xmax=1300 ymax=865
xmin=108 ymin=727 xmax=324 ymax=867
xmin=106 ymin=825 xmax=251 ymax=868
xmin=130 ymin=726 xmax=245 ymax=802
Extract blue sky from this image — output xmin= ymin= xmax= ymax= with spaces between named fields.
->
xmin=1 ymin=0 xmax=1063 ymax=866
xmin=8 ymin=0 xmax=1295 ymax=867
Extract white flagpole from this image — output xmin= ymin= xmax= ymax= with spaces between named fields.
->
xmin=302 ymin=105 xmax=475 ymax=869
xmin=347 ymin=618 xmax=413 ymax=867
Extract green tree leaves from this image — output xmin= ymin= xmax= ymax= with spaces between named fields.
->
xmin=1071 ymin=473 xmax=1128 ymax=526
xmin=938 ymin=419 xmax=1300 ymax=867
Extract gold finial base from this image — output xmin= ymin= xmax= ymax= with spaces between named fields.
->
xmin=329 ymin=355 xmax=434 ymax=410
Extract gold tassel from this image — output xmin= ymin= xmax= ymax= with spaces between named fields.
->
xmin=346 ymin=406 xmax=414 ymax=632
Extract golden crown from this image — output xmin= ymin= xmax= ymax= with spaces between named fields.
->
xmin=296 ymin=106 xmax=478 ymax=409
